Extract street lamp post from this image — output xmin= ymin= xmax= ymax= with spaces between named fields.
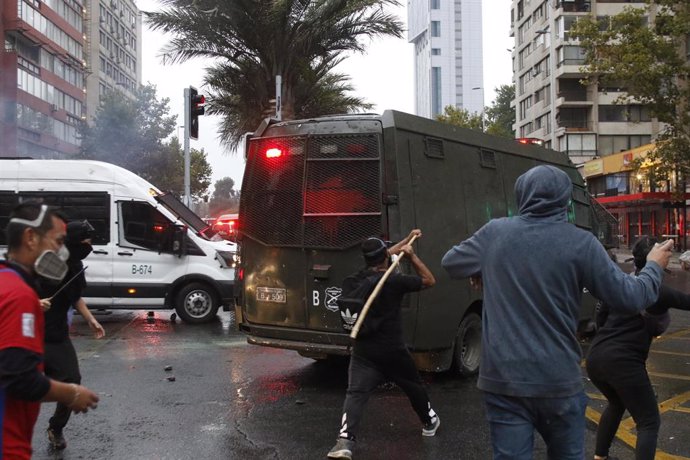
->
xmin=471 ymin=86 xmax=485 ymax=132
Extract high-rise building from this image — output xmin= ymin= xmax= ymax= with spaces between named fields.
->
xmin=1 ymin=0 xmax=87 ymax=157
xmin=0 ymin=0 xmax=142 ymax=159
xmin=408 ymin=0 xmax=484 ymax=119
xmin=511 ymin=0 xmax=662 ymax=164
xmin=86 ymin=0 xmax=142 ymax=123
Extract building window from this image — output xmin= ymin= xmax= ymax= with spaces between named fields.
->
xmin=598 ymin=135 xmax=651 ymax=156
xmin=431 ymin=67 xmax=442 ymax=117
xmin=430 ymin=0 xmax=440 ymax=9
xmin=431 ymin=21 xmax=441 ymax=37
xmin=431 ymin=48 xmax=441 ymax=56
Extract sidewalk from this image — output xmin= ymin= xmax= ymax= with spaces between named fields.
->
xmin=611 ymin=247 xmax=684 ymax=270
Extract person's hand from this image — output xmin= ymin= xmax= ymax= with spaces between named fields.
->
xmin=40 ymin=298 xmax=51 ymax=311
xmin=646 ymin=239 xmax=674 ymax=270
xmin=68 ymin=384 xmax=100 ymax=413
xmin=89 ymin=318 xmax=105 ymax=339
xmin=400 ymin=244 xmax=415 ymax=257
xmin=469 ymin=276 xmax=483 ymax=291
xmin=407 ymin=229 xmax=422 ymax=242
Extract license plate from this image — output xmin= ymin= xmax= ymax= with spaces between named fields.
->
xmin=256 ymin=287 xmax=286 ymax=303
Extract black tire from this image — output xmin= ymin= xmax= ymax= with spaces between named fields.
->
xmin=174 ymin=282 xmax=220 ymax=324
xmin=453 ymin=312 xmax=482 ymax=377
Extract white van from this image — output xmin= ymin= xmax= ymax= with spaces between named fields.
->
xmin=0 ymin=159 xmax=236 ymax=323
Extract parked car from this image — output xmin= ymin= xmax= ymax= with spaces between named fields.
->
xmin=213 ymin=213 xmax=238 ymax=241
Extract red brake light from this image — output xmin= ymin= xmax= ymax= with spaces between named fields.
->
xmin=266 ymin=147 xmax=283 ymax=158
xmin=153 ymin=224 xmax=164 ymax=232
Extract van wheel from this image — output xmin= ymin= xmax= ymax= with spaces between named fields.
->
xmin=175 ymin=282 xmax=219 ymax=324
xmin=453 ymin=312 xmax=481 ymax=377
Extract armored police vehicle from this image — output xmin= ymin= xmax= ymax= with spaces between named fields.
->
xmin=234 ymin=110 xmax=616 ymax=375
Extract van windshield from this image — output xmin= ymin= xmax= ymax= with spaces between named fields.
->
xmin=241 ymin=133 xmax=382 ymax=249
xmin=154 ymin=192 xmax=216 ymax=240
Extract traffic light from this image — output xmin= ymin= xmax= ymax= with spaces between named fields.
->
xmin=189 ymin=86 xmax=205 ymax=140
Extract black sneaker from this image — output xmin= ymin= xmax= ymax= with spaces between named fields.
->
xmin=47 ymin=427 xmax=67 ymax=450
xmin=422 ymin=415 xmax=440 ymax=436
xmin=327 ymin=437 xmax=354 ymax=459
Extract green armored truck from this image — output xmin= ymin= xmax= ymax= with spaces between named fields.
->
xmin=234 ymin=110 xmax=616 ymax=375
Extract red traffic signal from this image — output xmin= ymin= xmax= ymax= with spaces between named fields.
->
xmin=189 ymin=86 xmax=205 ymax=140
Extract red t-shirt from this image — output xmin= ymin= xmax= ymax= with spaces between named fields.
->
xmin=0 ymin=266 xmax=44 ymax=460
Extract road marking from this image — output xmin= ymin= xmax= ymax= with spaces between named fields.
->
xmin=656 ymin=329 xmax=690 ymax=343
xmin=586 ymin=393 xmax=690 ymax=460
xmin=649 ymin=349 xmax=690 ymax=357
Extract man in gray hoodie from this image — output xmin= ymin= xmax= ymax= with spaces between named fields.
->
xmin=441 ymin=165 xmax=672 ymax=459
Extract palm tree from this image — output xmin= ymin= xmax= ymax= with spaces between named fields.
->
xmin=145 ymin=0 xmax=404 ymax=149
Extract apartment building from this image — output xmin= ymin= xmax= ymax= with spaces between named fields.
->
xmin=408 ymin=0 xmax=484 ymax=119
xmin=1 ymin=0 xmax=142 ymax=158
xmin=87 ymin=0 xmax=141 ymax=122
xmin=511 ymin=0 xmax=661 ymax=165
xmin=1 ymin=0 xmax=87 ymax=157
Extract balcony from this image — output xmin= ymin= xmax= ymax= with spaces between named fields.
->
xmin=553 ymin=0 xmax=591 ymax=13
xmin=557 ymin=120 xmax=593 ymax=131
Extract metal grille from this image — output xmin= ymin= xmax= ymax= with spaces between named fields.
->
xmin=590 ymin=197 xmax=619 ymax=249
xmin=308 ymin=134 xmax=378 ymax=159
xmin=480 ymin=149 xmax=497 ymax=169
xmin=241 ymin=136 xmax=306 ymax=246
xmin=242 ymin=134 xmax=382 ymax=249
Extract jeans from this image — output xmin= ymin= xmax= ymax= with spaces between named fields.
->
xmin=484 ymin=391 xmax=588 ymax=460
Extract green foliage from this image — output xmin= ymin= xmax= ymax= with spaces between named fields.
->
xmin=146 ymin=137 xmax=213 ymax=201
xmin=145 ymin=0 xmax=404 ymax=149
xmin=485 ymin=85 xmax=515 ymax=138
xmin=79 ymin=84 xmax=212 ymax=201
xmin=570 ymin=1 xmax=690 ymax=177
xmin=435 ymin=85 xmax=516 ymax=138
xmin=435 ymin=105 xmax=484 ymax=131
xmin=209 ymin=176 xmax=239 ymax=215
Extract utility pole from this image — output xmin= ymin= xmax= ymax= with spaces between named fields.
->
xmin=183 ymin=87 xmax=191 ymax=207
xmin=275 ymin=75 xmax=282 ymax=121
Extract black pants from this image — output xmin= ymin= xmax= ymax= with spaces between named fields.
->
xmin=44 ymin=339 xmax=82 ymax=434
xmin=337 ymin=348 xmax=434 ymax=441
xmin=588 ymin=369 xmax=659 ymax=460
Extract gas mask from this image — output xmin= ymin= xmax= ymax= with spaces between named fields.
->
xmin=34 ymin=249 xmax=68 ymax=281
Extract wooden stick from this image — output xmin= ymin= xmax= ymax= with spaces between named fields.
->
xmin=350 ymin=235 xmax=418 ymax=339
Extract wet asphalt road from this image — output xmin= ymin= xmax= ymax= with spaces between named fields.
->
xmin=31 ymin=268 xmax=690 ymax=459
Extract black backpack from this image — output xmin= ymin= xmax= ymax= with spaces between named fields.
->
xmin=337 ymin=270 xmax=385 ymax=338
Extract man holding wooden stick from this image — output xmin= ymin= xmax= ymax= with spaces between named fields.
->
xmin=327 ymin=229 xmax=438 ymax=460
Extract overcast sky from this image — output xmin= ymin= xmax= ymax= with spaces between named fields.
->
xmin=135 ymin=0 xmax=514 ymax=189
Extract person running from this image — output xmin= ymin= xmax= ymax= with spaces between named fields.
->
xmin=441 ymin=165 xmax=673 ymax=459
xmin=41 ymin=220 xmax=105 ymax=451
xmin=327 ymin=229 xmax=438 ymax=460
xmin=0 ymin=202 xmax=99 ymax=460
xmin=587 ymin=236 xmax=690 ymax=460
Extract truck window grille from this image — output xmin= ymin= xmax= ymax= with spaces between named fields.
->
xmin=242 ymin=134 xmax=382 ymax=249
xmin=480 ymin=149 xmax=497 ymax=169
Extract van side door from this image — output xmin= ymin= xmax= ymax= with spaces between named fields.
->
xmin=114 ymin=201 xmax=188 ymax=307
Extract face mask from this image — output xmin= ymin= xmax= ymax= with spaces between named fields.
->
xmin=56 ymin=245 xmax=70 ymax=262
xmin=69 ymin=242 xmax=92 ymax=261
xmin=34 ymin=250 xmax=68 ymax=281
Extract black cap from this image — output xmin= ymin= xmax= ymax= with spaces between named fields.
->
xmin=66 ymin=220 xmax=95 ymax=245
xmin=362 ymin=237 xmax=388 ymax=266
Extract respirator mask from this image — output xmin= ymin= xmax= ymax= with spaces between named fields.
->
xmin=34 ymin=249 xmax=69 ymax=281
xmin=9 ymin=204 xmax=69 ymax=281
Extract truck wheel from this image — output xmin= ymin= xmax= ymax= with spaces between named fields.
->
xmin=453 ymin=312 xmax=481 ymax=377
xmin=175 ymin=282 xmax=220 ymax=324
